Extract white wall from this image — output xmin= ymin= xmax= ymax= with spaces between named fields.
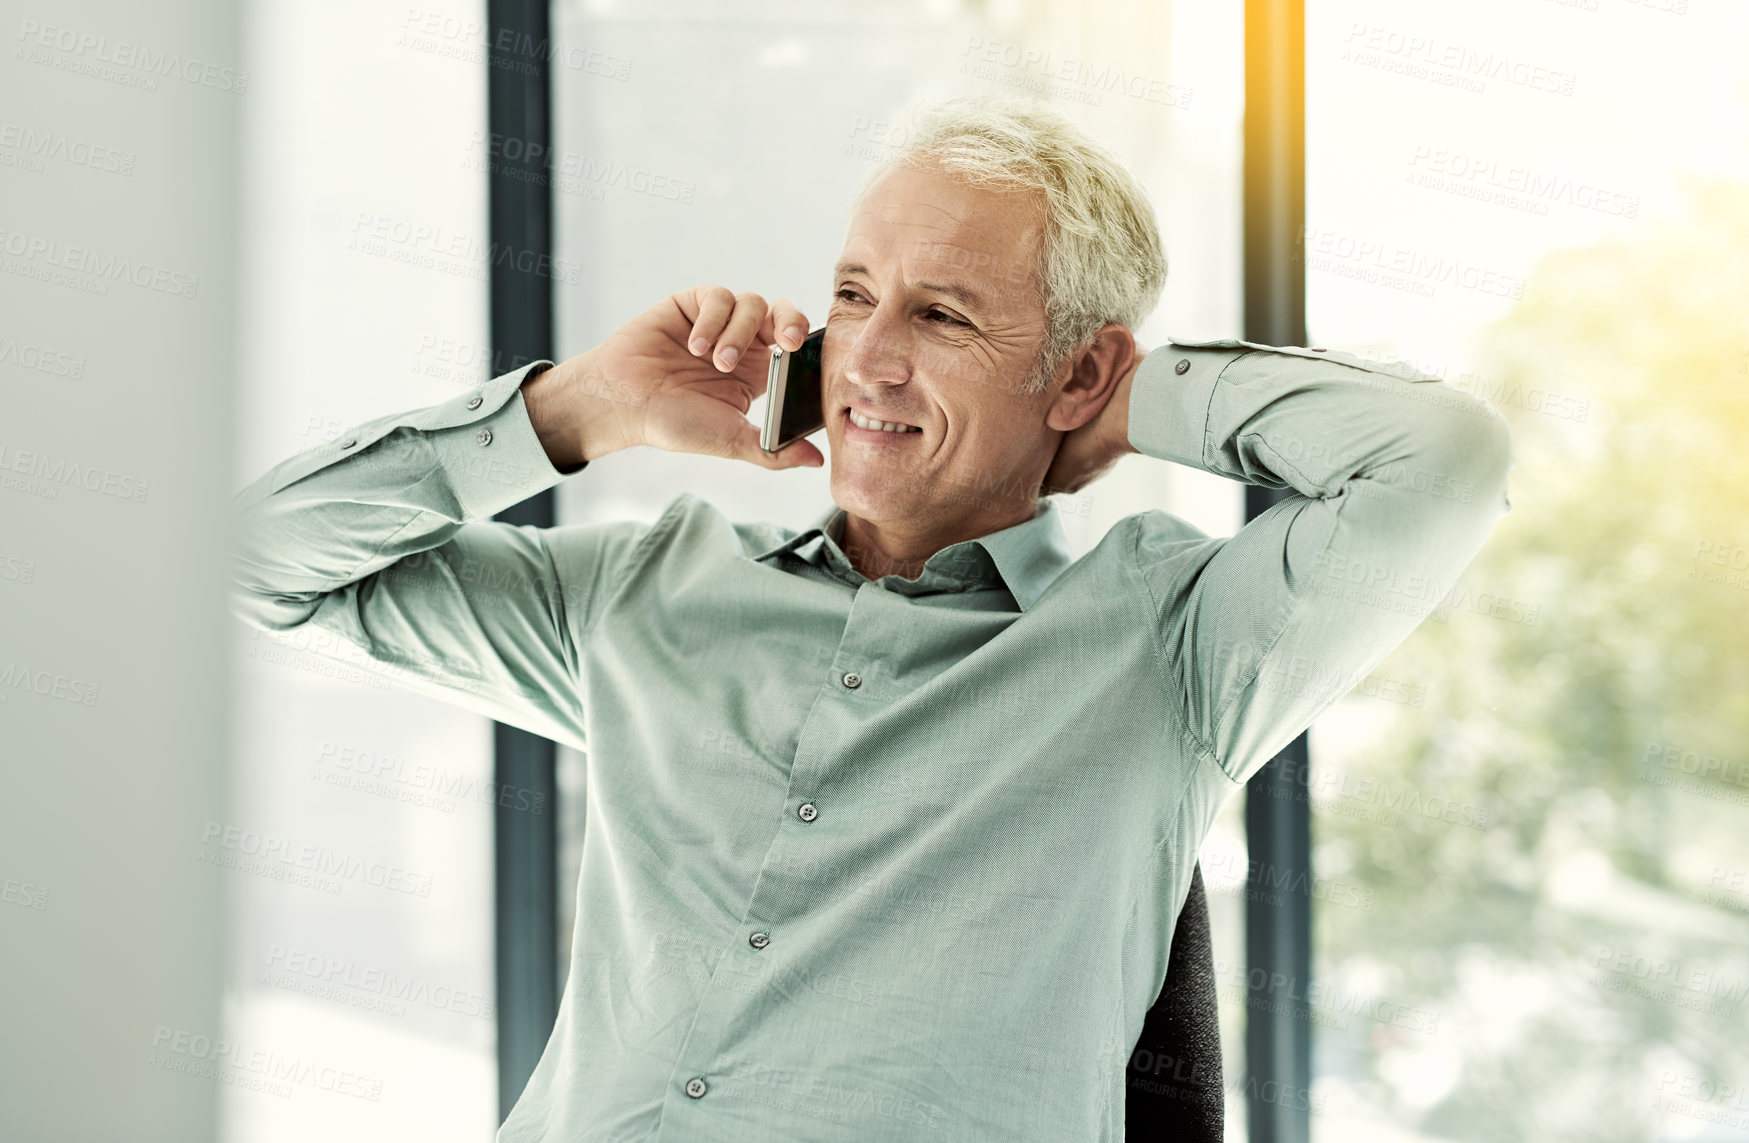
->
xmin=0 ymin=0 xmax=238 ymax=1139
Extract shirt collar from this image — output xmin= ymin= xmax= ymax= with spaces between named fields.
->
xmin=752 ymin=499 xmax=1075 ymax=612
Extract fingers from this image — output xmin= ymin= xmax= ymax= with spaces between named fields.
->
xmin=727 ymin=421 xmax=825 ymax=471
xmin=685 ymin=285 xmax=736 ymax=364
xmin=710 ymin=291 xmax=769 ymax=373
xmin=684 ymin=287 xmax=811 ymax=374
xmin=760 ymin=297 xmax=812 ymax=354
xmin=684 ymin=287 xmax=764 ymax=373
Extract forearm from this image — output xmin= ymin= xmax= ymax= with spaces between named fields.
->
xmin=1125 ymin=342 xmax=1510 ymax=501
xmin=230 ymin=361 xmax=572 ymax=630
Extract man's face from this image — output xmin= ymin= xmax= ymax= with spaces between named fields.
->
xmin=822 ymin=162 xmax=1057 ymax=532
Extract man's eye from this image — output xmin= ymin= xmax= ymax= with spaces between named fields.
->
xmin=927 ymin=309 xmax=968 ymax=327
xmin=834 ymin=288 xmax=866 ymax=304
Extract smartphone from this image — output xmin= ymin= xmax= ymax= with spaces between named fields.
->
xmin=760 ymin=327 xmax=827 ymax=453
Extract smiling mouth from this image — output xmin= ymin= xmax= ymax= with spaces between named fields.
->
xmin=845 ymin=407 xmax=921 ymax=434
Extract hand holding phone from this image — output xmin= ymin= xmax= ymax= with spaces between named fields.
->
xmin=761 ymin=327 xmax=827 ymax=454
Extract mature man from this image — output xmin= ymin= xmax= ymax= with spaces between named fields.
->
xmin=231 ymin=95 xmax=1512 ymax=1141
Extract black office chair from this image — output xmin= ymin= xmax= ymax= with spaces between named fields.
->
xmin=1125 ymin=862 xmax=1224 ymax=1138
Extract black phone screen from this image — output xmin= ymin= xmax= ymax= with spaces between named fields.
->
xmin=773 ymin=327 xmax=826 ymax=449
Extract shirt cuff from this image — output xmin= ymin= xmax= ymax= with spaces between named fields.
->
xmin=1125 ymin=341 xmax=1252 ymax=468
xmin=423 ymin=360 xmax=579 ymax=520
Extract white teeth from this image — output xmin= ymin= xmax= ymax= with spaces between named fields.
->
xmin=848 ymin=408 xmax=919 ymax=433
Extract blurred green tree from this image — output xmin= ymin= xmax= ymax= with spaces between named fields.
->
xmin=1314 ymin=176 xmax=1749 ymax=1141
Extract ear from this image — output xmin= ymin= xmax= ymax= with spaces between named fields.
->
xmin=1044 ymin=323 xmax=1138 ymax=433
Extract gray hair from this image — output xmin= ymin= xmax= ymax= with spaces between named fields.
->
xmin=848 ymin=94 xmax=1168 ymax=396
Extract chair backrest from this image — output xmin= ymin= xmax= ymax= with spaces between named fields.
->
xmin=1124 ymin=861 xmax=1224 ymax=1138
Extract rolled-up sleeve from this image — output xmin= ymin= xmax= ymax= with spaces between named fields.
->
xmin=229 ymin=360 xmax=651 ymax=752
xmin=1126 ymin=340 xmax=1515 ymax=786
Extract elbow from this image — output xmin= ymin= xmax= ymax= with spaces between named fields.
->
xmin=1404 ymin=397 xmax=1515 ymax=519
xmin=227 ymin=574 xmax=321 ymax=635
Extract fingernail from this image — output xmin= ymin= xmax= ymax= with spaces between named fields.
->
xmin=785 ymin=325 xmax=807 ymax=347
xmin=718 ymin=347 xmax=740 ymax=369
xmin=690 ymin=337 xmax=709 ymax=355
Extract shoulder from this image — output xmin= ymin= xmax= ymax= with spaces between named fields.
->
xmin=1163 ymin=336 xmax=1440 ymax=383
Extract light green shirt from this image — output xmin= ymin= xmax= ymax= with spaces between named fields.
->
xmin=229 ymin=338 xmax=1512 ymax=1141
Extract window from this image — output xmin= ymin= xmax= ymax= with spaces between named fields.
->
xmin=1304 ymin=2 xmax=1749 ymax=1135
xmin=226 ymin=2 xmax=497 ymax=1137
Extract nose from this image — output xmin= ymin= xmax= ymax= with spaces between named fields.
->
xmin=843 ymin=300 xmax=911 ymax=389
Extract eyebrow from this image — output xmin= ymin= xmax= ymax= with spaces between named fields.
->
xmin=833 ymin=261 xmax=989 ymax=314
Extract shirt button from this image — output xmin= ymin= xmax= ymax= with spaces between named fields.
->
xmin=749 ymin=930 xmax=770 ymax=950
xmin=466 ymin=394 xmax=483 ymax=409
xmin=841 ymin=671 xmax=861 ymax=689
xmin=339 ymin=437 xmax=357 ymax=449
xmin=476 ymin=427 xmax=493 ymax=446
xmin=685 ymin=1076 xmax=707 ymax=1099
xmin=797 ymin=801 xmax=817 ymax=823
xmin=1174 ymin=358 xmax=1190 ymax=375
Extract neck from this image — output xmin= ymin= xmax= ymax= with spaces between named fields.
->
xmin=838 ymin=498 xmax=1040 ymax=583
